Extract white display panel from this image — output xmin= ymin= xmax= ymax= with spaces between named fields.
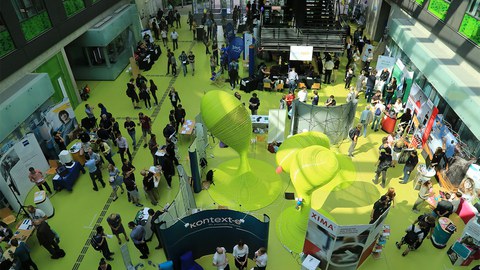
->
xmin=289 ymin=46 xmax=314 ymax=61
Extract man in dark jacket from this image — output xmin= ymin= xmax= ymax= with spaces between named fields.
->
xmin=34 ymin=219 xmax=65 ymax=259
xmin=10 ymin=238 xmax=38 ymax=269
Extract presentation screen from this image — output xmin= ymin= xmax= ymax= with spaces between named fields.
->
xmin=289 ymin=46 xmax=314 ymax=61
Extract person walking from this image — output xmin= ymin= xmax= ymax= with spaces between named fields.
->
xmin=412 ymin=180 xmax=432 ymax=213
xmin=116 ymin=133 xmax=132 ymax=162
xmin=126 ymin=79 xmax=141 ymax=109
xmin=170 ymin=52 xmax=177 ymax=76
xmin=233 ymin=240 xmax=249 ymax=270
xmin=106 ymin=213 xmax=130 ymax=245
xmin=93 ymin=226 xmax=114 ymax=261
xmin=141 ymin=170 xmax=159 ymax=206
xmin=345 ymin=67 xmax=354 ymax=89
xmin=107 ymin=164 xmax=125 ymax=201
xmin=28 ymin=167 xmax=52 ymax=194
xmin=139 ymin=85 xmax=152 ymax=110
xmin=373 ymin=147 xmax=393 ymax=188
xmin=10 ymin=239 xmax=38 ymax=270
xmin=147 ymin=80 xmax=158 ymax=106
xmin=170 ymin=29 xmax=179 ymax=50
xmin=332 ymin=57 xmax=340 ymax=83
xmin=188 ymin=51 xmax=195 ymax=76
xmin=161 ymin=29 xmax=168 ymax=46
xmin=161 ymin=154 xmax=175 ymax=189
xmin=174 ymin=104 xmax=186 ymax=133
xmin=148 ymin=134 xmax=160 ymax=165
xmin=85 ymin=155 xmax=106 ymax=191
xmin=348 ymin=124 xmax=362 ymax=158
xmin=124 ymin=117 xmax=137 ymax=148
xmin=129 ymin=222 xmax=150 ymax=259
xmin=228 ymin=59 xmax=239 ymax=89
xmin=371 ymin=100 xmax=386 ymax=132
xmin=249 ymin=93 xmax=260 ymax=115
xmin=365 ymin=71 xmax=377 ymax=102
xmin=169 ymin=87 xmax=181 ymax=108
xmin=34 ymin=219 xmax=65 ymax=259
xmin=179 ymin=51 xmax=188 ymax=76
xmin=395 ymin=222 xmax=426 ymax=256
xmin=359 ymin=105 xmax=373 ymax=138
xmin=369 ymin=195 xmax=389 ymax=224
xmin=138 ymin=112 xmax=152 ymax=148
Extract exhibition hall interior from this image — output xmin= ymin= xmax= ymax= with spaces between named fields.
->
xmin=0 ymin=0 xmax=479 ymax=269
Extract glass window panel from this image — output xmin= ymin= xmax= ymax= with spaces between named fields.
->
xmin=11 ymin=0 xmax=46 ymax=21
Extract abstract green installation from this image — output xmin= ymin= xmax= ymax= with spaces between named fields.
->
xmin=428 ymin=0 xmax=450 ymax=21
xmin=275 ymin=131 xmax=356 ymax=253
xmin=459 ymin=14 xmax=480 ymax=45
xmin=201 ymin=90 xmax=283 ymax=211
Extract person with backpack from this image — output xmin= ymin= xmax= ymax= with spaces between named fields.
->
xmin=179 ymin=51 xmax=188 ymax=77
xmin=369 ymin=195 xmax=389 ymax=224
xmin=348 ymin=124 xmax=362 ymax=158
xmin=371 ymin=100 xmax=386 ymax=132
xmin=92 ymin=226 xmax=114 ymax=261
xmin=395 ymin=222 xmax=426 ymax=256
xmin=373 ymin=147 xmax=393 ymax=188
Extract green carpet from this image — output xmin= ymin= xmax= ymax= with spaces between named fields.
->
xmin=13 ymin=9 xmax=469 ymax=270
xmin=207 ymin=158 xmax=283 ymax=211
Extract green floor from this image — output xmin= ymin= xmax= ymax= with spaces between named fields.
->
xmin=17 ymin=16 xmax=470 ymax=270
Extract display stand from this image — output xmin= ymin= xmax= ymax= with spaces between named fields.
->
xmin=413 ymin=165 xmax=436 ymax=190
xmin=372 ymin=225 xmax=390 ymax=259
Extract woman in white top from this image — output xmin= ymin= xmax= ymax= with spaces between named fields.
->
xmin=253 ymin=247 xmax=267 ymax=270
xmin=412 ymin=180 xmax=433 ymax=212
xmin=213 ymin=247 xmax=229 ymax=270
xmin=393 ymin=98 xmax=403 ymax=114
xmin=233 ymin=240 xmax=249 ymax=270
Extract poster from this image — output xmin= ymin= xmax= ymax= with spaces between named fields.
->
xmin=391 ymin=59 xmax=414 ymax=103
xmin=375 ymin=55 xmax=395 ymax=81
xmin=405 ymin=83 xmax=438 ymax=145
xmin=303 ymin=209 xmax=389 ymax=270
xmin=244 ymin=32 xmax=253 ymax=60
xmin=45 ymin=100 xmax=79 ymax=146
xmin=0 ymin=133 xmax=49 ymax=212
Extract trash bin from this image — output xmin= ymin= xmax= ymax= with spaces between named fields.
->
xmin=431 ymin=217 xmax=456 ymax=249
xmin=196 ymin=26 xmax=204 ymax=41
xmin=34 ymin=191 xmax=54 ymax=218
xmin=381 ymin=113 xmax=397 ymax=133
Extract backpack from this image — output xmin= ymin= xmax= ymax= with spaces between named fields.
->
xmin=403 ymin=225 xmax=422 ymax=246
xmin=375 ymin=107 xmax=382 ymax=116
xmin=349 ymin=128 xmax=356 ymax=140
xmin=91 ymin=236 xmax=101 ymax=251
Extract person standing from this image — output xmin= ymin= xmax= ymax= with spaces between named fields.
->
xmin=129 ymin=222 xmax=149 ymax=259
xmin=174 ymin=104 xmax=186 ymax=133
xmin=311 ymin=90 xmax=319 ymax=106
xmin=10 ymin=239 xmax=38 ymax=270
xmin=170 ymin=52 xmax=177 ymax=76
xmin=371 ymin=100 xmax=386 ymax=132
xmin=369 ymin=195 xmax=389 ymax=224
xmin=213 ymin=247 xmax=229 ymax=270
xmin=175 ymin=10 xmax=181 ymax=28
xmin=85 ymin=155 xmax=106 ymax=191
xmin=297 ymin=88 xmax=308 ymax=103
xmin=27 ymin=205 xmax=47 ymax=222
xmin=28 ymin=167 xmax=52 ymax=194
xmin=107 ymin=164 xmax=125 ymax=201
xmin=395 ymin=222 xmax=426 ymax=256
xmin=249 ymin=93 xmax=260 ymax=115
xmin=106 ymin=213 xmax=130 ymax=245
xmin=348 ymin=124 xmax=362 ymax=158
xmin=287 ymin=68 xmax=298 ymax=92
xmin=359 ymin=105 xmax=373 ymax=138
xmin=362 ymin=48 xmax=373 ymax=70
xmin=179 ymin=51 xmax=188 ymax=77
xmin=124 ymin=117 xmax=137 ymax=148
xmin=169 ymin=87 xmax=181 ymax=108
xmin=138 ymin=112 xmax=152 ymax=148
xmin=253 ymin=247 xmax=267 ymax=270
xmin=126 ymin=79 xmax=141 ymax=109
xmin=233 ymin=240 xmax=249 ymax=270
xmin=122 ymin=160 xmax=143 ymax=207
xmin=170 ymin=29 xmax=179 ymax=50
xmin=325 ymin=95 xmax=336 ymax=107
xmin=148 ymin=134 xmax=160 ymax=165
xmin=161 ymin=154 xmax=176 ymax=189
xmin=161 ymin=29 xmax=168 ymax=46
xmin=373 ymin=147 xmax=393 ymax=188
xmin=98 ymin=258 xmax=112 ymax=270
xmin=148 ymin=208 xmax=165 ymax=250
xmin=139 ymin=85 xmax=152 ymax=110
xmin=332 ymin=57 xmax=340 ymax=83
xmin=93 ymin=226 xmax=114 ymax=261
xmin=141 ymin=169 xmax=159 ymax=206
xmin=34 ymin=219 xmax=65 ymax=259
xmin=412 ymin=180 xmax=432 ymax=213
xmin=188 ymin=51 xmax=196 ymax=76
xmin=324 ymin=58 xmax=334 ymax=84
xmin=97 ymin=139 xmax=115 ymax=166
xmin=365 ymin=71 xmax=376 ymax=102
xmin=149 ymin=80 xmax=158 ymax=106
xmin=116 ymin=133 xmax=132 ymax=162
xmin=204 ymin=34 xmax=211 ymax=54
xmin=192 ymin=20 xmax=197 ymax=40
xmin=345 ymin=67 xmax=354 ymax=89
xmin=228 ymin=59 xmax=239 ymax=90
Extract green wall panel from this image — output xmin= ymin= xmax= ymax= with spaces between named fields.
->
xmin=428 ymin=0 xmax=450 ymax=21
xmin=0 ymin=31 xmax=15 ymax=58
xmin=64 ymin=0 xmax=86 ymax=17
xmin=459 ymin=14 xmax=480 ymax=45
xmin=35 ymin=53 xmax=79 ymax=108
xmin=21 ymin=11 xmax=52 ymax=41
xmin=416 ymin=0 xmax=425 ymax=5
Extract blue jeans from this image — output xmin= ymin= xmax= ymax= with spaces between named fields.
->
xmin=371 ymin=115 xmax=381 ymax=131
xmin=289 ymin=81 xmax=296 ymax=92
xmin=401 ymin=165 xmax=414 ymax=184
xmin=181 ymin=64 xmax=187 ymax=76
xmin=365 ymin=86 xmax=374 ymax=102
xmin=362 ymin=123 xmax=368 ymax=137
xmin=128 ymin=131 xmax=136 ymax=147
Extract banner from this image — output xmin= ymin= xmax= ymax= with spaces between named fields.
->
xmin=375 ymin=55 xmax=395 ymax=80
xmin=304 ymin=208 xmax=390 ymax=270
xmin=225 ymin=23 xmax=235 ymax=42
xmin=243 ymin=33 xmax=253 ymax=60
xmin=391 ymin=59 xmax=414 ymax=103
xmin=227 ymin=37 xmax=244 ymax=62
xmin=45 ymin=100 xmax=79 ymax=146
xmin=159 ymin=209 xmax=269 ymax=264
xmin=405 ymin=83 xmax=438 ymax=145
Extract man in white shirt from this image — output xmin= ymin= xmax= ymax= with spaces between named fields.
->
xmin=115 ymin=133 xmax=132 ymax=162
xmin=362 ymin=48 xmax=373 ymax=70
xmin=297 ymin=88 xmax=308 ymax=103
xmin=324 ymin=59 xmax=334 ymax=84
xmin=170 ymin=29 xmax=179 ymax=50
xmin=27 ymin=205 xmax=47 ymax=222
xmin=287 ymin=68 xmax=298 ymax=92
xmin=253 ymin=247 xmax=267 ymax=270
xmin=213 ymin=247 xmax=229 ymax=270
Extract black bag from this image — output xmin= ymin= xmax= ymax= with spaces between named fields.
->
xmin=403 ymin=225 xmax=422 ymax=246
xmin=349 ymin=128 xmax=356 ymax=140
xmin=91 ymin=236 xmax=101 ymax=251
xmin=56 ymin=165 xmax=68 ymax=177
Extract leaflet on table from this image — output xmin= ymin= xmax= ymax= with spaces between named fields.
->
xmin=18 ymin=219 xmax=32 ymax=230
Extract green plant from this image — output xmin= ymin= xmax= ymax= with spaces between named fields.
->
xmin=21 ymin=12 xmax=52 ymax=41
xmin=0 ymin=30 xmax=15 ymax=58
xmin=428 ymin=0 xmax=450 ymax=20
xmin=64 ymin=0 xmax=85 ymax=17
xmin=459 ymin=14 xmax=480 ymax=45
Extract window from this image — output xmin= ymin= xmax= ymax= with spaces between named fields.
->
xmin=467 ymin=0 xmax=480 ymax=18
xmin=11 ymin=0 xmax=46 ymax=21
xmin=0 ymin=14 xmax=15 ymax=57
xmin=0 ymin=14 xmax=6 ymax=31
xmin=63 ymin=0 xmax=86 ymax=17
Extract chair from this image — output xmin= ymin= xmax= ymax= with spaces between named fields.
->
xmin=276 ymin=83 xmax=284 ymax=92
xmin=263 ymin=82 xmax=272 ymax=91
xmin=180 ymin=251 xmax=204 ymax=270
xmin=159 ymin=260 xmax=174 ymax=270
xmin=311 ymin=83 xmax=321 ymax=90
xmin=0 ymin=208 xmax=16 ymax=225
xmin=298 ymin=82 xmax=306 ymax=89
xmin=46 ymin=160 xmax=59 ymax=175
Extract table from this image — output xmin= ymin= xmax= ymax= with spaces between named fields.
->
xmin=3 ymin=219 xmax=35 ymax=261
xmin=69 ymin=142 xmax=86 ymax=165
xmin=240 ymin=78 xmax=257 ymax=93
xmin=52 ymin=162 xmax=83 ymax=191
xmin=413 ymin=164 xmax=436 ymax=190
xmin=180 ymin=120 xmax=195 ymax=136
